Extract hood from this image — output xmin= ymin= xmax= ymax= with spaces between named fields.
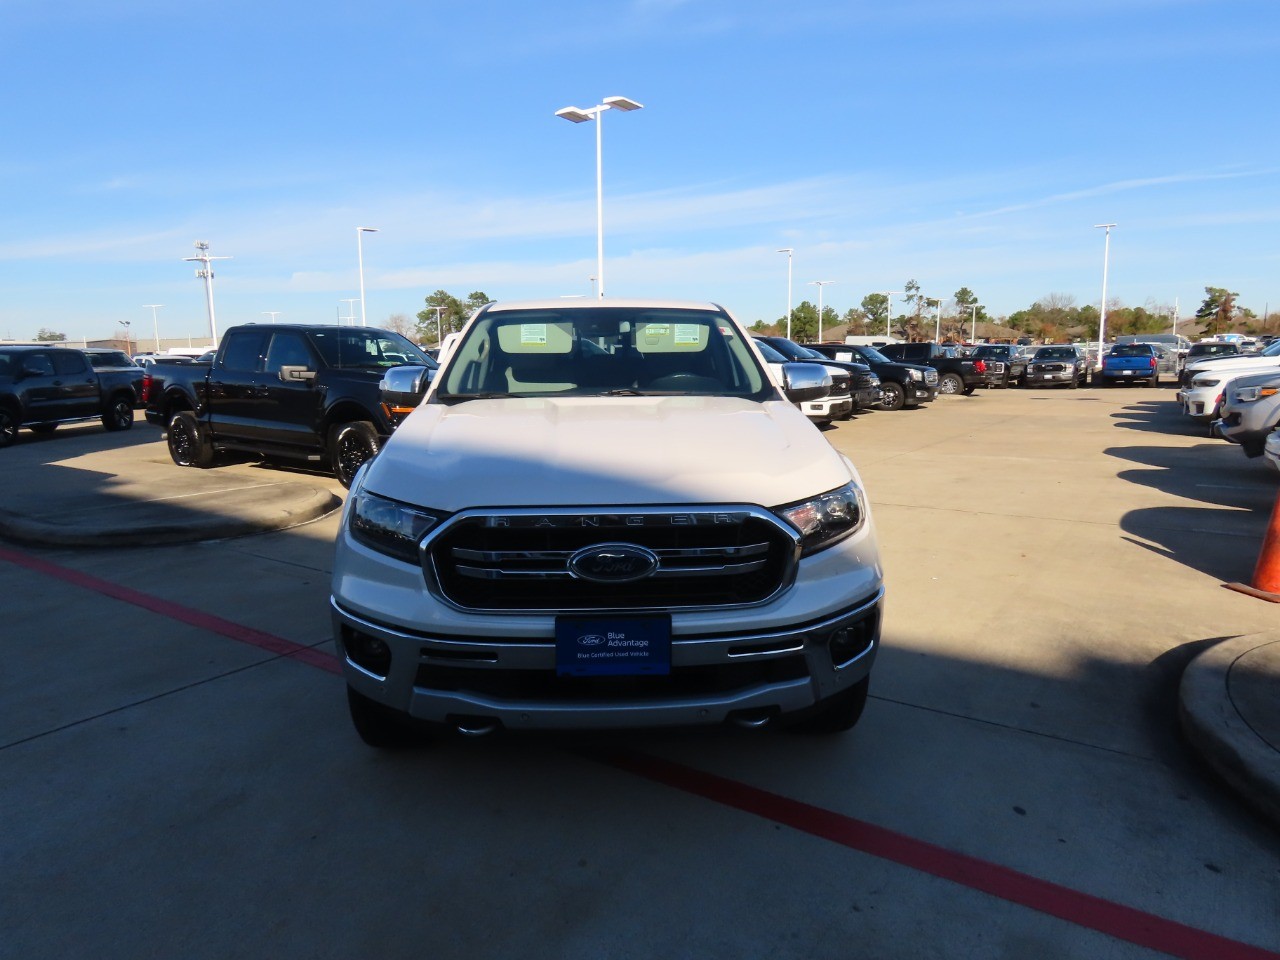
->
xmin=362 ymin=395 xmax=853 ymax=512
xmin=1187 ymin=356 xmax=1280 ymax=379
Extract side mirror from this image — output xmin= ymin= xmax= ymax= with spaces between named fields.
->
xmin=380 ymin=364 xmax=433 ymax=424
xmin=781 ymin=363 xmax=830 ymax=403
xmin=280 ymin=365 xmax=316 ymax=383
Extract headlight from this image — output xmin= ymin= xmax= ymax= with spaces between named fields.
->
xmin=1193 ymin=378 xmax=1220 ymax=388
xmin=907 ymin=369 xmax=922 ymax=381
xmin=1235 ymin=386 xmax=1278 ymax=403
xmin=775 ymin=482 xmax=866 ymax=556
xmin=868 ymin=375 xmax=880 ymax=385
xmin=350 ymin=490 xmax=445 ymax=563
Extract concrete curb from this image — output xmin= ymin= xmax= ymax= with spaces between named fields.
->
xmin=1179 ymin=633 xmax=1280 ymax=828
xmin=0 ymin=485 xmax=343 ymax=548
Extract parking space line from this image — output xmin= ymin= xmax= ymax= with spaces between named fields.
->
xmin=600 ymin=750 xmax=1280 ymax=960
xmin=0 ymin=545 xmax=339 ymax=675
xmin=4 ymin=543 xmax=1275 ymax=960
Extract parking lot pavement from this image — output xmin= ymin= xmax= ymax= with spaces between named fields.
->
xmin=0 ymin=414 xmax=342 ymax=546
xmin=3 ymin=390 xmax=1280 ymax=959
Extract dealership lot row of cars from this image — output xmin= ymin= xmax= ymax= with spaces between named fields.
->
xmin=1170 ymin=337 xmax=1280 ymax=472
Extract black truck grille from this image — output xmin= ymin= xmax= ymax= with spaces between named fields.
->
xmin=425 ymin=508 xmax=798 ymax=612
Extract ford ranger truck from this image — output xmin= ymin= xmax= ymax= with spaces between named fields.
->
xmin=330 ymin=299 xmax=884 ymax=746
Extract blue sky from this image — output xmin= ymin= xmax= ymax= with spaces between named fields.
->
xmin=2 ymin=0 xmax=1277 ymax=343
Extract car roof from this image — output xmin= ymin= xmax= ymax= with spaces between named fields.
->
xmin=482 ymin=298 xmax=724 ymax=314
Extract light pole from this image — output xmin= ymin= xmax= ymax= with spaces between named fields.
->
xmin=431 ymin=305 xmax=445 ymax=342
xmin=1095 ymin=224 xmax=1116 ymax=362
xmin=1171 ymin=296 xmax=1179 ymax=338
xmin=929 ymin=297 xmax=943 ymax=341
xmin=777 ymin=248 xmax=794 ymax=339
xmin=144 ymin=304 xmax=163 ymax=353
xmin=881 ymin=292 xmax=895 ymax=339
xmin=970 ymin=304 xmax=983 ymax=343
xmin=356 ymin=226 xmax=379 ymax=326
xmin=339 ymin=299 xmax=359 ymax=326
xmin=809 ymin=280 xmax=835 ymax=343
xmin=555 ymin=95 xmax=644 ymax=300
xmin=183 ymin=241 xmax=231 ymax=345
xmin=121 ymin=320 xmax=132 ymax=356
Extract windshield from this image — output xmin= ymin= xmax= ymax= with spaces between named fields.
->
xmin=973 ymin=346 xmax=1009 ymax=358
xmin=852 ymin=346 xmax=891 ymax=364
xmin=309 ymin=329 xmax=432 ymax=370
xmin=761 ymin=337 xmax=809 ymax=360
xmin=754 ymin=339 xmax=788 ymax=364
xmin=1033 ymin=348 xmax=1076 ymax=360
xmin=438 ymin=306 xmax=770 ymax=400
xmin=1109 ymin=344 xmax=1154 ymax=357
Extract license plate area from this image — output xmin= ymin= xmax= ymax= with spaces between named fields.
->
xmin=556 ymin=615 xmax=671 ymax=677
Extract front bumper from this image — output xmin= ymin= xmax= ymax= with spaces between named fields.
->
xmin=852 ymin=385 xmax=882 ymax=410
xmin=1025 ymin=370 xmax=1076 ymax=387
xmin=803 ymin=396 xmax=853 ymax=422
xmin=333 ymin=588 xmax=883 ymax=731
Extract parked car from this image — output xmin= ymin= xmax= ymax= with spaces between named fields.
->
xmin=807 ymin=343 xmax=938 ymax=410
xmin=0 ymin=346 xmax=139 ymax=445
xmin=332 ymin=299 xmax=884 ymax=744
xmin=1180 ymin=338 xmax=1280 ymax=387
xmin=145 ymin=324 xmax=437 ymax=487
xmin=82 ymin=348 xmax=145 ymax=407
xmin=877 ymin=342 xmax=996 ymax=395
xmin=1264 ymin=428 xmax=1280 ymax=474
xmin=1097 ymin=343 xmax=1159 ymax=387
xmin=1024 ymin=346 xmax=1087 ymax=388
xmin=1215 ymin=371 xmax=1280 ymax=457
xmin=752 ymin=337 xmax=881 ymax=414
xmin=752 ymin=339 xmax=846 ymax=424
xmin=971 ymin=344 xmax=1030 ymax=387
xmin=1178 ymin=340 xmax=1240 ymax=381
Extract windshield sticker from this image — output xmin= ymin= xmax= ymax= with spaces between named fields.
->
xmin=674 ymin=324 xmax=702 ymax=345
xmin=520 ymin=324 xmax=548 ymax=345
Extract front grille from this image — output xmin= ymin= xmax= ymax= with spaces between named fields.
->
xmin=1032 ymin=363 xmax=1067 ymax=373
xmin=426 ymin=508 xmax=798 ymax=612
xmin=924 ymin=369 xmax=939 ymax=384
xmin=828 ymin=374 xmax=852 ymax=398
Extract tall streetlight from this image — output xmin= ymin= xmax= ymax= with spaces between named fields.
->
xmin=809 ymin=280 xmax=835 ymax=343
xmin=121 ymin=320 xmax=132 ymax=356
xmin=777 ymin=248 xmax=794 ymax=339
xmin=929 ymin=297 xmax=944 ymax=341
xmin=144 ymin=304 xmax=163 ymax=353
xmin=969 ymin=304 xmax=983 ymax=343
xmin=430 ymin=305 xmax=445 ymax=342
xmin=881 ymin=292 xmax=895 ymax=339
xmin=183 ymin=241 xmax=231 ymax=345
xmin=1095 ymin=224 xmax=1116 ymax=362
xmin=339 ymin=299 xmax=359 ymax=326
xmin=356 ymin=226 xmax=379 ymax=326
xmin=555 ymin=95 xmax=644 ymax=300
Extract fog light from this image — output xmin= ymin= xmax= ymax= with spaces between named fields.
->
xmin=345 ymin=628 xmax=392 ymax=677
xmin=827 ymin=614 xmax=876 ymax=668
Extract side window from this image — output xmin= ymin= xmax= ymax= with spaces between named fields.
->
xmin=264 ymin=332 xmax=314 ymax=374
xmin=24 ymin=352 xmax=55 ymax=376
xmin=219 ymin=332 xmax=268 ymax=373
xmin=52 ymin=351 xmax=89 ymax=376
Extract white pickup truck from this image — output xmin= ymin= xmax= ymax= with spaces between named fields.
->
xmin=330 ymin=299 xmax=884 ymax=745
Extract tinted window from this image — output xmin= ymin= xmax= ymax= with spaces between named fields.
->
xmin=51 ymin=351 xmax=88 ymax=375
xmin=309 ymin=329 xmax=431 ymax=369
xmin=264 ymin=332 xmax=314 ymax=374
xmin=220 ymin=331 xmax=268 ymax=373
xmin=1110 ymin=344 xmax=1155 ymax=357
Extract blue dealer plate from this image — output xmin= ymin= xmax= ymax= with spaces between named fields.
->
xmin=555 ymin=615 xmax=671 ymax=677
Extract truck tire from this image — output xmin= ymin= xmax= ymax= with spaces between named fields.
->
xmin=331 ymin=420 xmax=380 ymax=489
xmin=879 ymin=381 xmax=905 ymax=411
xmin=938 ymin=373 xmax=963 ymax=395
xmin=102 ymin=396 xmax=134 ymax=432
xmin=347 ymin=686 xmax=422 ymax=748
xmin=0 ymin=406 xmax=18 ymax=448
xmin=788 ymin=677 xmax=870 ymax=734
xmin=167 ymin=411 xmax=214 ymax=468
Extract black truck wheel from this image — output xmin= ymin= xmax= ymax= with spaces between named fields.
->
xmin=938 ymin=373 xmax=963 ymax=395
xmin=879 ymin=381 xmax=905 ymax=411
xmin=331 ymin=421 xmax=380 ymax=488
xmin=347 ymin=686 xmax=422 ymax=748
xmin=0 ymin=407 xmax=18 ymax=448
xmin=787 ymin=677 xmax=870 ymax=734
xmin=102 ymin=396 xmax=134 ymax=432
xmin=167 ymin=411 xmax=214 ymax=468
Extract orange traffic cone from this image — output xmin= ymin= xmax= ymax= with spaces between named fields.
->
xmin=1225 ymin=489 xmax=1280 ymax=602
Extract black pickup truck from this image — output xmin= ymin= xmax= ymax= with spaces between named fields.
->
xmin=969 ymin=344 xmax=1029 ymax=387
xmin=809 ymin=342 xmax=938 ymax=410
xmin=877 ymin=342 xmax=996 ymax=395
xmin=143 ymin=324 xmax=436 ymax=486
xmin=0 ymin=345 xmax=139 ymax=446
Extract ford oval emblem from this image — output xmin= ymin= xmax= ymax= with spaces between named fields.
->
xmin=568 ymin=543 xmax=659 ymax=583
xmin=577 ymin=634 xmax=606 ymax=647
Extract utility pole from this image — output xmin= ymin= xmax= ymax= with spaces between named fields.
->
xmin=183 ymin=241 xmax=231 ymax=345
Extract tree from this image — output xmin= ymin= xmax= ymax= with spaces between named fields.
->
xmin=416 ymin=290 xmax=466 ymax=343
xmin=382 ymin=313 xmax=415 ymax=338
xmin=34 ymin=328 xmax=66 ymax=342
xmin=952 ymin=287 xmax=987 ymax=333
xmin=858 ymin=293 xmax=890 ymax=336
xmin=1195 ymin=286 xmax=1239 ymax=336
xmin=790 ymin=300 xmax=819 ymax=342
